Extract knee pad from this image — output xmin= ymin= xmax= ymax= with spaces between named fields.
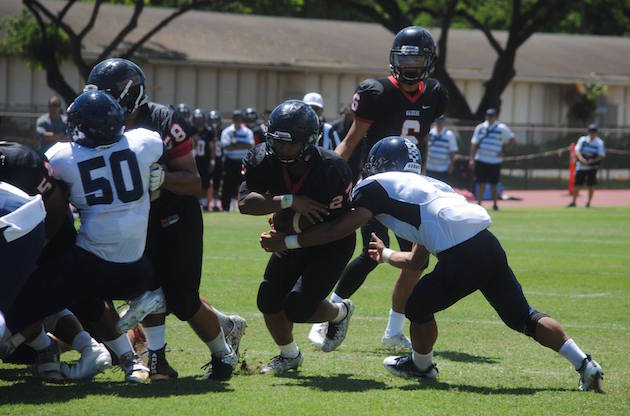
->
xmin=523 ymin=310 xmax=549 ymax=338
xmin=166 ymin=290 xmax=202 ymax=321
xmin=42 ymin=309 xmax=73 ymax=333
xmin=283 ymin=292 xmax=318 ymax=323
xmin=256 ymin=281 xmax=284 ymax=315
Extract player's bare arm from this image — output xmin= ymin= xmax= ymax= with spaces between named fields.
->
xmin=162 ymin=151 xmax=201 ymax=195
xmin=469 ymin=142 xmax=478 ymax=167
xmin=239 ymin=191 xmax=328 ymax=223
xmin=368 ymin=233 xmax=430 ymax=270
xmin=334 ymin=119 xmax=370 ymax=161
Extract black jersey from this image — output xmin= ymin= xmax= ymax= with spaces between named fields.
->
xmin=193 ymin=127 xmax=215 ymax=177
xmin=351 ymin=76 xmax=448 ymax=172
xmin=0 ymin=141 xmax=56 ymax=200
xmin=240 ymin=144 xmax=353 ymax=220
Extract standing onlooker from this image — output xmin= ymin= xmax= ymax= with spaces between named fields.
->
xmin=192 ymin=109 xmax=216 ymax=211
xmin=568 ymin=123 xmax=605 ymax=208
xmin=220 ymin=110 xmax=254 ymax=212
xmin=36 ymin=96 xmax=67 ymax=154
xmin=469 ymin=108 xmax=515 ymax=211
xmin=303 ymin=92 xmax=340 ymax=151
xmin=426 ymin=115 xmax=458 ymax=184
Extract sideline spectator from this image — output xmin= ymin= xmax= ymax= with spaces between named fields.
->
xmin=220 ymin=110 xmax=254 ymax=212
xmin=36 ymin=96 xmax=67 ymax=154
xmin=303 ymin=92 xmax=340 ymax=151
xmin=426 ymin=115 xmax=458 ymax=184
xmin=568 ymin=124 xmax=605 ymax=208
xmin=469 ymin=108 xmax=515 ymax=211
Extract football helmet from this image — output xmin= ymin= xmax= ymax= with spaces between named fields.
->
xmin=244 ymin=107 xmax=258 ymax=124
xmin=192 ymin=108 xmax=206 ymax=129
xmin=265 ymin=100 xmax=320 ymax=164
xmin=390 ymin=26 xmax=436 ymax=85
xmin=177 ymin=103 xmax=191 ymax=120
xmin=208 ymin=110 xmax=222 ymax=130
xmin=66 ymin=91 xmax=125 ymax=148
xmin=86 ymin=58 xmax=149 ymax=114
xmin=363 ymin=136 xmax=422 ymax=177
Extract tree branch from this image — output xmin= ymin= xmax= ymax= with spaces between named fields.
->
xmin=57 ymin=0 xmax=76 ymax=22
xmin=454 ymin=9 xmax=504 ymax=55
xmin=78 ymin=0 xmax=103 ymax=39
xmin=339 ymin=0 xmax=398 ymax=33
xmin=96 ymin=0 xmax=144 ymax=62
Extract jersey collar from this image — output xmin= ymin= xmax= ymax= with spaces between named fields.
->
xmin=388 ymin=76 xmax=425 ymax=104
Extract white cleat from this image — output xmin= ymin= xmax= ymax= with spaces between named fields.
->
xmin=321 ymin=299 xmax=354 ymax=353
xmin=61 ymin=339 xmax=112 ymax=380
xmin=225 ymin=315 xmax=247 ymax=357
xmin=116 ymin=290 xmax=165 ymax=333
xmin=381 ymin=333 xmax=412 ymax=350
xmin=260 ymin=351 xmax=304 ymax=374
xmin=383 ymin=355 xmax=439 ymax=380
xmin=308 ymin=323 xmax=327 ymax=348
xmin=578 ymin=354 xmax=604 ymax=392
xmin=120 ymin=351 xmax=150 ymax=383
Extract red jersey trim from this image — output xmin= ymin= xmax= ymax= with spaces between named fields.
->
xmin=354 ymin=115 xmax=374 ymax=125
xmin=387 ymin=75 xmax=425 ymax=104
xmin=166 ymin=140 xmax=192 ymax=160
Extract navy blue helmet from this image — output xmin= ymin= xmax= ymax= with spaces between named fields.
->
xmin=66 ymin=91 xmax=125 ymax=148
xmin=363 ymin=136 xmax=422 ymax=177
xmin=87 ymin=58 xmax=149 ymax=113
xmin=266 ymin=100 xmax=320 ymax=164
xmin=390 ymin=26 xmax=436 ymax=85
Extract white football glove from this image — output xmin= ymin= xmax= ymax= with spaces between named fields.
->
xmin=149 ymin=163 xmax=165 ymax=192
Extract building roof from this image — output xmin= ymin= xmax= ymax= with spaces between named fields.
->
xmin=2 ymin=0 xmax=630 ymax=85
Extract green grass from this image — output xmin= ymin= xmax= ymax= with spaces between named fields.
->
xmin=2 ymin=207 xmax=629 ymax=415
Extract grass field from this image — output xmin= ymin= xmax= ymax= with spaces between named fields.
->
xmin=1 ymin=207 xmax=629 ymax=415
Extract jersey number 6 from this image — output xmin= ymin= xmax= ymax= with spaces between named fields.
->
xmin=78 ymin=149 xmax=143 ymax=206
xmin=401 ymin=120 xmax=421 ymax=145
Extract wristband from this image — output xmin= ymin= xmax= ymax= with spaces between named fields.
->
xmin=280 ymin=194 xmax=293 ymax=209
xmin=285 ymin=235 xmax=301 ymax=249
xmin=381 ymin=248 xmax=394 ymax=264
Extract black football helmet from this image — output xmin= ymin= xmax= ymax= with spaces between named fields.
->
xmin=390 ymin=26 xmax=436 ymax=85
xmin=66 ymin=91 xmax=125 ymax=148
xmin=177 ymin=103 xmax=191 ymax=120
xmin=244 ymin=107 xmax=258 ymax=124
xmin=208 ymin=110 xmax=222 ymax=130
xmin=363 ymin=136 xmax=422 ymax=177
xmin=86 ymin=58 xmax=149 ymax=114
xmin=266 ymin=100 xmax=320 ymax=164
xmin=192 ymin=108 xmax=206 ymax=129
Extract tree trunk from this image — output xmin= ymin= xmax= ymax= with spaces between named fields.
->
xmin=475 ymin=49 xmax=516 ymax=118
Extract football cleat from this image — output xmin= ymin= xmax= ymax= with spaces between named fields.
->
xmin=201 ymin=348 xmax=237 ymax=380
xmin=225 ymin=315 xmax=247 ymax=357
xmin=260 ymin=351 xmax=304 ymax=374
xmin=120 ymin=351 xmax=150 ymax=383
xmin=61 ymin=339 xmax=112 ymax=380
xmin=308 ymin=323 xmax=327 ymax=348
xmin=321 ymin=299 xmax=354 ymax=353
xmin=32 ymin=340 xmax=65 ymax=383
xmin=0 ymin=338 xmax=17 ymax=361
xmin=383 ymin=355 xmax=438 ymax=380
xmin=381 ymin=333 xmax=412 ymax=350
xmin=577 ymin=354 xmax=604 ymax=392
xmin=116 ymin=290 xmax=165 ymax=333
xmin=148 ymin=345 xmax=178 ymax=382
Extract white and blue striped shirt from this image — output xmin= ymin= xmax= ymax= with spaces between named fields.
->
xmin=427 ymin=127 xmax=458 ymax=173
xmin=576 ymin=135 xmax=605 ymax=171
xmin=471 ymin=121 xmax=514 ymax=164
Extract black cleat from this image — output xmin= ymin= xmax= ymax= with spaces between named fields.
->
xmin=148 ymin=345 xmax=178 ymax=381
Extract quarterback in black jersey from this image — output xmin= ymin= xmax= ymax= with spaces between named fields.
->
xmin=87 ymin=58 xmax=243 ymax=381
xmin=239 ymin=100 xmax=356 ymax=373
xmin=321 ymin=26 xmax=448 ymax=351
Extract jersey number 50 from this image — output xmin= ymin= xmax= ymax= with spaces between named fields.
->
xmin=78 ymin=149 xmax=143 ymax=206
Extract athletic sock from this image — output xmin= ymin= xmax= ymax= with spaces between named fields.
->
xmin=331 ymin=302 xmax=348 ymax=323
xmin=71 ymin=331 xmax=93 ymax=353
xmin=558 ymin=338 xmax=588 ymax=370
xmin=412 ymin=349 xmax=434 ymax=371
xmin=212 ymin=308 xmax=235 ymax=333
xmin=384 ymin=309 xmax=406 ymax=337
xmin=143 ymin=325 xmax=166 ymax=351
xmin=26 ymin=328 xmax=51 ymax=351
xmin=206 ymin=328 xmax=231 ymax=357
xmin=104 ymin=334 xmax=134 ymax=359
xmin=330 ymin=293 xmax=344 ymax=303
xmin=279 ymin=342 xmax=300 ymax=359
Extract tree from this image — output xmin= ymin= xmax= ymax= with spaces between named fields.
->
xmin=0 ymin=0 xmax=223 ymax=105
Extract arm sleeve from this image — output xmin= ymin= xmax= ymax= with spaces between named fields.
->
xmin=501 ymin=123 xmax=515 ymax=141
xmin=598 ymin=141 xmax=606 ymax=157
xmin=471 ymin=125 xmax=482 ymax=144
xmin=352 ymin=79 xmax=384 ymax=123
xmin=351 ymin=180 xmax=388 ymax=216
xmin=447 ymin=131 xmax=459 ymax=152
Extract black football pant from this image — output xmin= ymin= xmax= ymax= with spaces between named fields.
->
xmin=221 ymin=158 xmax=242 ymax=210
xmin=334 ymin=218 xmax=412 ymax=299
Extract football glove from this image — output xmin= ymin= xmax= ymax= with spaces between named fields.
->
xmin=149 ymin=163 xmax=165 ymax=191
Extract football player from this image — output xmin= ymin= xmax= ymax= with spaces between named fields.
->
xmin=239 ymin=100 xmax=356 ymax=373
xmin=208 ymin=110 xmax=224 ymax=211
xmin=310 ymin=26 xmax=448 ymax=350
xmin=87 ymin=58 xmax=244 ymax=381
xmin=244 ymin=107 xmax=265 ymax=145
xmin=261 ymin=137 xmax=604 ymax=392
xmin=191 ymin=109 xmax=216 ymax=210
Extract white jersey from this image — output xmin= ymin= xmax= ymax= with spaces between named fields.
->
xmin=46 ymin=128 xmax=163 ymax=263
xmin=471 ymin=121 xmax=514 ymax=164
xmin=0 ymin=182 xmax=46 ymax=243
xmin=352 ymin=172 xmax=491 ymax=255
xmin=575 ymin=135 xmax=605 ymax=171
xmin=426 ymin=127 xmax=458 ymax=173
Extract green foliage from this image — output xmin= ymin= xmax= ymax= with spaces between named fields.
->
xmin=569 ymin=78 xmax=609 ymax=124
xmin=0 ymin=9 xmax=70 ymax=70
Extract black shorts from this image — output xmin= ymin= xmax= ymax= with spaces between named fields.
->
xmin=474 ymin=161 xmax=501 ymax=185
xmin=257 ymin=234 xmax=355 ymax=322
xmin=405 ymin=229 xmax=531 ymax=333
xmin=426 ymin=170 xmax=452 ymax=185
xmin=146 ymin=195 xmax=203 ymax=321
xmin=574 ymin=169 xmax=597 ymax=187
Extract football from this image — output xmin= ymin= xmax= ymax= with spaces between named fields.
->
xmin=271 ymin=208 xmax=314 ymax=234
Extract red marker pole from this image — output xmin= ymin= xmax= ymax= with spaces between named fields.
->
xmin=568 ymin=143 xmax=576 ymax=195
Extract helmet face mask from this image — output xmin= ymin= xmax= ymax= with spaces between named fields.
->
xmin=389 ymin=27 xmax=436 ymax=85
